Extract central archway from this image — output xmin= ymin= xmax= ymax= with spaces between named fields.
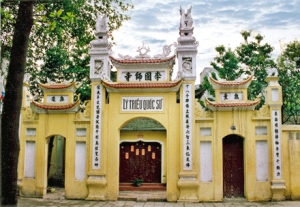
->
xmin=120 ymin=141 xmax=161 ymax=183
xmin=119 ymin=117 xmax=166 ymax=184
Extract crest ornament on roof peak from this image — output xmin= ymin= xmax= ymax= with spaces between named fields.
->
xmin=116 ymin=43 xmax=177 ymax=60
xmin=136 ymin=42 xmax=150 ymax=58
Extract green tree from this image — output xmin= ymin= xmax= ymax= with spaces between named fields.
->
xmin=1 ymin=0 xmax=133 ymax=101
xmin=210 ymin=45 xmax=243 ymax=81
xmin=236 ymin=31 xmax=276 ymax=101
xmin=199 ymin=45 xmax=242 ymax=108
xmin=199 ymin=30 xmax=276 ymax=109
xmin=277 ymin=40 xmax=300 ymax=124
xmin=1 ymin=1 xmax=133 ymax=205
xmin=1 ymin=2 xmax=34 ymax=206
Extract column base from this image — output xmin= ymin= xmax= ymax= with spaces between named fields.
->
xmin=86 ymin=175 xmax=107 ymax=201
xmin=177 ymin=172 xmax=199 ymax=202
xmin=271 ymin=180 xmax=286 ymax=201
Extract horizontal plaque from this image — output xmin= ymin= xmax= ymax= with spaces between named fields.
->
xmin=122 ymin=97 xmax=163 ymax=111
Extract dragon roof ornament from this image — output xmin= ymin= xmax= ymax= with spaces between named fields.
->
xmin=95 ymin=13 xmax=108 ymax=38
xmin=179 ymin=6 xmax=193 ymax=30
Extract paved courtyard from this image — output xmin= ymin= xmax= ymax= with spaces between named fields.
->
xmin=15 ymin=189 xmax=300 ymax=207
xmin=17 ymin=197 xmax=300 ymax=207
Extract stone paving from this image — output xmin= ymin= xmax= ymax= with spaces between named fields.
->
xmin=16 ymin=189 xmax=300 ymax=207
xmin=17 ymin=197 xmax=300 ymax=207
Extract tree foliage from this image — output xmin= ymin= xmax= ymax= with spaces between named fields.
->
xmin=277 ymin=40 xmax=300 ymax=124
xmin=236 ymin=31 xmax=276 ymax=101
xmin=210 ymin=45 xmax=243 ymax=81
xmin=1 ymin=2 xmax=34 ymax=205
xmin=199 ymin=30 xmax=276 ymax=109
xmin=1 ymin=1 xmax=133 ymax=205
xmin=1 ymin=0 xmax=133 ymax=101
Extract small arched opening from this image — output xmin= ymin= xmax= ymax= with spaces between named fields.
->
xmin=47 ymin=135 xmax=66 ymax=189
xmin=223 ymin=134 xmax=244 ymax=198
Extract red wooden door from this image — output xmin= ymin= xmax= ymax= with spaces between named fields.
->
xmin=223 ymin=135 xmax=244 ymax=198
xmin=120 ymin=141 xmax=161 ymax=183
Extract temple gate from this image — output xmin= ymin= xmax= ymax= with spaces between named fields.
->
xmin=17 ymin=6 xmax=300 ymax=202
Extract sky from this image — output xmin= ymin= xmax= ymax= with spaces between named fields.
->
xmin=111 ymin=0 xmax=300 ymax=84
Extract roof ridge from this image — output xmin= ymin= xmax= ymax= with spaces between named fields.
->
xmin=209 ymin=76 xmax=252 ymax=86
xmin=31 ymin=99 xmax=80 ymax=110
xmin=102 ymin=79 xmax=182 ymax=89
xmin=109 ymin=55 xmax=176 ymax=64
xmin=38 ymin=82 xmax=76 ymax=90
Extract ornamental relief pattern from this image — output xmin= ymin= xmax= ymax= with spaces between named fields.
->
xmin=182 ymin=57 xmax=192 ymax=74
xmin=75 ymin=101 xmax=91 ymax=121
xmin=23 ymin=107 xmax=39 ymax=121
xmin=195 ymin=100 xmax=213 ymax=119
xmin=253 ymin=104 xmax=270 ymax=117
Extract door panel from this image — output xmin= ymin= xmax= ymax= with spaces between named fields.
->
xmin=120 ymin=141 xmax=161 ymax=183
xmin=223 ymin=135 xmax=244 ymax=197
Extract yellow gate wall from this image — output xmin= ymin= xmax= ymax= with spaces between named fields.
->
xmin=281 ymin=125 xmax=300 ymax=200
xmin=195 ymin=109 xmax=273 ymax=201
xmin=95 ymin=87 xmax=181 ymax=201
xmin=18 ymin=82 xmax=300 ymax=201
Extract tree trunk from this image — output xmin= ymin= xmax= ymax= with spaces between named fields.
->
xmin=1 ymin=2 xmax=33 ymax=206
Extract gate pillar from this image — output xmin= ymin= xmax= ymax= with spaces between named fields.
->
xmin=177 ymin=172 xmax=199 ymax=202
xmin=265 ymin=72 xmax=286 ymax=201
xmin=176 ymin=6 xmax=199 ymax=202
xmin=86 ymin=13 xmax=110 ymax=200
xmin=86 ymin=174 xmax=107 ymax=201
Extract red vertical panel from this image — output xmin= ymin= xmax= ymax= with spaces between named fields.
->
xmin=120 ymin=141 xmax=161 ymax=183
xmin=223 ymin=135 xmax=244 ymax=198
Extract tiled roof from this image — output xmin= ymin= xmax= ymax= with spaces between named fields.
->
xmin=31 ymin=100 xmax=80 ymax=110
xmin=109 ymin=55 xmax=176 ymax=64
xmin=209 ymin=76 xmax=252 ymax=86
xmin=39 ymin=82 xmax=76 ymax=90
xmin=102 ymin=79 xmax=182 ymax=89
xmin=205 ymin=99 xmax=260 ymax=107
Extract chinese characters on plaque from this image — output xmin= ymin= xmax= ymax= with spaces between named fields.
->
xmin=123 ymin=71 xmax=164 ymax=82
xmin=122 ymin=97 xmax=163 ymax=111
xmin=92 ymin=85 xmax=102 ymax=169
xmin=272 ymin=110 xmax=282 ymax=179
xmin=47 ymin=95 xmax=68 ymax=103
xmin=183 ymin=84 xmax=192 ymax=170
xmin=220 ymin=92 xmax=243 ymax=101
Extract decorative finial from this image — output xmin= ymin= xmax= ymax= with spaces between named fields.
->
xmin=266 ymin=67 xmax=278 ymax=77
xmin=95 ymin=13 xmax=108 ymax=39
xmin=179 ymin=6 xmax=193 ymax=30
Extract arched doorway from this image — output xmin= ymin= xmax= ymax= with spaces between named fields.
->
xmin=47 ymin=135 xmax=66 ymax=188
xmin=223 ymin=135 xmax=244 ymax=198
xmin=119 ymin=118 xmax=165 ymax=184
xmin=120 ymin=141 xmax=161 ymax=183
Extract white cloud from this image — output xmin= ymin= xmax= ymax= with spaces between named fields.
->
xmin=112 ymin=0 xmax=300 ymax=84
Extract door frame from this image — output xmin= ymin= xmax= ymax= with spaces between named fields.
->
xmin=46 ymin=135 xmax=66 ymax=189
xmin=222 ymin=134 xmax=245 ymax=198
xmin=120 ymin=138 xmax=165 ymax=183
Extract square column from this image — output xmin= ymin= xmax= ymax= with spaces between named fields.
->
xmin=176 ymin=6 xmax=199 ymax=202
xmin=265 ymin=75 xmax=286 ymax=201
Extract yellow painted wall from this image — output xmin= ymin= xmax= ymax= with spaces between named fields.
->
xmin=281 ymin=125 xmax=300 ymax=200
xmin=18 ymin=80 xmax=300 ymax=202
xmin=20 ymin=112 xmax=90 ymax=199
xmin=19 ymin=83 xmax=90 ymax=199
xmin=196 ymin=108 xmax=273 ymax=202
xmin=96 ymin=86 xmax=181 ymax=201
